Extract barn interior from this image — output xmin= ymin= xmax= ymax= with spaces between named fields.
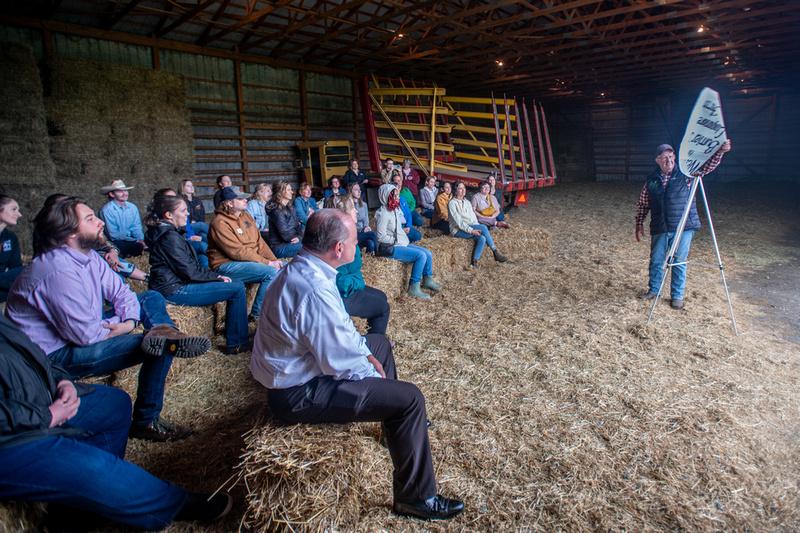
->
xmin=0 ymin=1 xmax=799 ymax=531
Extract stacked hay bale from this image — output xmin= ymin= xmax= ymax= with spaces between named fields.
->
xmin=235 ymin=226 xmax=551 ymax=530
xmin=45 ymin=57 xmax=194 ymax=219
xmin=0 ymin=43 xmax=56 ymax=253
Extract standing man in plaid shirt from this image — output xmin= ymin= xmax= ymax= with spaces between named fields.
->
xmin=635 ymin=140 xmax=731 ymax=310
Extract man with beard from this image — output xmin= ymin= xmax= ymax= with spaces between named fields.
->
xmin=6 ymin=197 xmax=211 ymax=442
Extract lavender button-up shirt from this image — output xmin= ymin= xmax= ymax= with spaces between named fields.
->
xmin=5 ymin=246 xmax=141 ymax=354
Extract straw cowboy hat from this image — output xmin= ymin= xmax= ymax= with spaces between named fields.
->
xmin=100 ymin=180 xmax=135 ymax=193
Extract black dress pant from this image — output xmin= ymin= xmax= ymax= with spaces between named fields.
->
xmin=267 ymin=334 xmax=436 ymax=503
xmin=342 ymin=286 xmax=390 ymax=335
xmin=112 ymin=239 xmax=144 ymax=259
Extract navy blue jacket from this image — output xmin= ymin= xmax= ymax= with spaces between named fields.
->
xmin=645 ymin=167 xmax=701 ymax=235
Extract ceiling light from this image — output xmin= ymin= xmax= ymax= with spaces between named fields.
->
xmin=697 ymin=25 xmax=705 ymax=33
xmin=495 ymin=59 xmax=504 ymax=67
xmin=397 ymin=33 xmax=404 ymax=38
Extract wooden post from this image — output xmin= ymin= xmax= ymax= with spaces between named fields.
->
xmin=233 ymin=59 xmax=249 ymax=191
xmin=151 ymin=46 xmax=160 ymax=70
xmin=522 ymin=99 xmax=539 ymax=186
xmin=533 ymin=100 xmax=547 ymax=186
xmin=491 ymin=93 xmax=506 ymax=186
xmin=299 ymin=70 xmax=309 ymax=143
xmin=429 ymin=87 xmax=437 ymax=175
xmin=504 ymin=94 xmax=517 ymax=184
xmin=351 ymin=78 xmax=360 ymax=161
xmin=540 ymin=103 xmax=557 ymax=184
xmin=514 ymin=100 xmax=529 ymax=184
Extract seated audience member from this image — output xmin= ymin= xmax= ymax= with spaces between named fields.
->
xmin=146 ymin=194 xmax=250 ymax=354
xmin=249 ymin=209 xmax=463 ymax=521
xmin=246 ymin=183 xmax=272 ymax=242
xmin=180 ymin=178 xmax=210 ymax=238
xmin=0 ymin=315 xmax=232 ymax=530
xmin=266 ymin=181 xmax=304 ymax=258
xmin=6 ymin=197 xmax=210 ymax=441
xmin=335 ymin=198 xmax=390 ymax=335
xmin=431 ymin=181 xmax=452 ymax=233
xmin=449 ymin=182 xmax=508 ymax=268
xmin=472 ymin=180 xmax=510 ymax=228
xmin=380 ymin=157 xmax=396 ymax=184
xmin=375 ymin=184 xmax=441 ymax=300
xmin=98 ymin=180 xmax=146 ymax=258
xmin=154 ymin=188 xmax=208 ymax=269
xmin=487 ymin=174 xmax=508 ymax=223
xmin=390 ymin=171 xmax=423 ymax=240
xmin=323 ymin=176 xmax=346 ymax=208
xmin=349 ymin=183 xmax=378 ymax=254
xmin=419 ymin=177 xmax=438 ymax=219
xmin=294 ymin=181 xmax=319 ymax=231
xmin=0 ymin=195 xmax=23 ymax=302
xmin=208 ymin=187 xmax=281 ymax=322
xmin=36 ymin=193 xmax=147 ymax=282
xmin=213 ymin=174 xmax=232 ymax=209
xmin=400 ymin=159 xmax=421 ymax=199
xmin=342 ymin=159 xmax=369 ymax=187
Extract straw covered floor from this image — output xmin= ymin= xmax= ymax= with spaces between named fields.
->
xmin=2 ymin=182 xmax=798 ymax=532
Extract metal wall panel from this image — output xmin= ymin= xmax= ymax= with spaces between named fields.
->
xmin=0 ymin=25 xmax=43 ymax=59
xmin=54 ymin=34 xmax=151 ymax=68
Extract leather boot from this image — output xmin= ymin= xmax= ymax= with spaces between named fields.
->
xmin=141 ymin=325 xmax=211 ymax=358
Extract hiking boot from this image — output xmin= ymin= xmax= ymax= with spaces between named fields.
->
xmin=175 ymin=492 xmax=233 ymax=523
xmin=421 ymin=276 xmax=442 ymax=292
xmin=492 ymin=249 xmax=508 ymax=263
xmin=129 ymin=417 xmax=193 ymax=442
xmin=638 ymin=290 xmax=658 ymax=300
xmin=222 ymin=341 xmax=253 ymax=355
xmin=470 ymin=260 xmax=479 ymax=269
xmin=407 ymin=282 xmax=431 ymax=300
xmin=497 ymin=221 xmax=510 ymax=229
xmin=141 ymin=325 xmax=210 ymax=358
xmin=671 ymin=298 xmax=685 ymax=310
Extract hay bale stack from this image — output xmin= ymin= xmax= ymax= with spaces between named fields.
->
xmin=359 ymin=226 xmax=550 ymax=299
xmin=237 ymin=421 xmax=390 ymax=531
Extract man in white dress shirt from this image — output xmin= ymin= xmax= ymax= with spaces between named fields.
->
xmin=250 ymin=209 xmax=463 ymax=521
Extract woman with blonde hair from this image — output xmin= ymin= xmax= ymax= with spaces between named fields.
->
xmin=246 ymin=182 xmax=272 ymax=241
xmin=449 ymin=181 xmax=507 ymax=268
xmin=348 ymin=182 xmax=378 ymax=254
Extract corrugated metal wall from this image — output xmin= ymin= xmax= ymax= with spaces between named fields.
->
xmin=0 ymin=24 xmax=359 ymax=203
xmin=590 ymin=91 xmax=798 ymax=183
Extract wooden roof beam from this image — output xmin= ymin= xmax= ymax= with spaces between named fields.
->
xmin=156 ymin=0 xmax=218 ymax=38
xmin=103 ymin=0 xmax=142 ymax=30
xmin=200 ymin=0 xmax=295 ymax=46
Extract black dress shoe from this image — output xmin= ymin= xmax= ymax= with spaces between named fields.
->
xmin=393 ymin=494 xmax=464 ymax=520
xmin=129 ymin=417 xmax=193 ymax=442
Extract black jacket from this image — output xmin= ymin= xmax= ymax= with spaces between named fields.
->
xmin=266 ymin=202 xmax=304 ymax=249
xmin=184 ymin=195 xmax=206 ymax=223
xmin=0 ymin=316 xmax=90 ymax=448
xmin=145 ymin=223 xmax=221 ymax=296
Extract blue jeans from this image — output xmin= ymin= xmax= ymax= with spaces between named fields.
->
xmin=272 ymin=242 xmax=302 ymax=259
xmin=392 ymin=245 xmax=433 ymax=283
xmin=189 ymin=239 xmax=209 ymax=268
xmin=0 ymin=266 xmax=23 ymax=302
xmin=410 ymin=210 xmax=425 ymax=227
xmin=0 ymin=385 xmax=187 ymax=530
xmin=190 ymin=221 xmax=209 ymax=241
xmin=454 ymin=224 xmax=496 ymax=262
xmin=431 ymin=220 xmax=449 ymax=233
xmin=49 ymin=290 xmax=176 ymax=425
xmin=166 ymin=282 xmax=249 ymax=348
xmin=216 ymin=261 xmax=278 ymax=318
xmin=649 ymin=230 xmax=695 ymax=300
xmin=358 ymin=231 xmax=378 ymax=253
xmin=406 ymin=226 xmax=421 ymax=243
xmin=421 ymin=208 xmax=434 ymax=219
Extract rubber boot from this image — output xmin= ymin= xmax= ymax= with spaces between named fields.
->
xmin=422 ymin=276 xmax=442 ymax=292
xmin=407 ymin=281 xmax=432 ymax=300
xmin=492 ymin=249 xmax=508 ymax=263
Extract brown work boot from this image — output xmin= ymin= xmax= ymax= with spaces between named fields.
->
xmin=141 ymin=325 xmax=211 ymax=358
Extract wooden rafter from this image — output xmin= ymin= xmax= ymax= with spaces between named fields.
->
xmin=199 ymin=0 xmax=295 ymax=46
xmin=156 ymin=0 xmax=218 ymax=38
